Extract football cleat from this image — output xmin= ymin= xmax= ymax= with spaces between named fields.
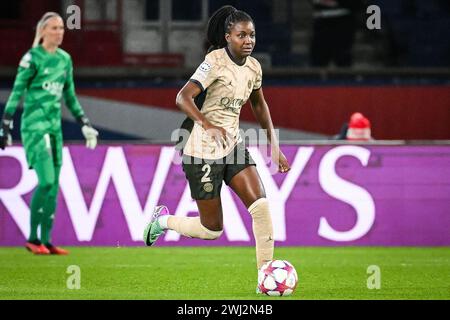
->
xmin=46 ymin=243 xmax=69 ymax=255
xmin=256 ymin=285 xmax=262 ymax=294
xmin=143 ymin=205 xmax=169 ymax=246
xmin=25 ymin=242 xmax=50 ymax=255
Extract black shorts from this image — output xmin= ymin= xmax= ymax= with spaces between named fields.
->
xmin=182 ymin=143 xmax=256 ymax=200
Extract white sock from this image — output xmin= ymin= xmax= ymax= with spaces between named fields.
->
xmin=157 ymin=215 xmax=170 ymax=229
xmin=167 ymin=216 xmax=223 ymax=240
xmin=248 ymin=198 xmax=274 ymax=269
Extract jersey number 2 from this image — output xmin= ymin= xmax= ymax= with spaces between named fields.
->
xmin=201 ymin=164 xmax=212 ymax=183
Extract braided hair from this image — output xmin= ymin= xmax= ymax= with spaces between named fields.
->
xmin=206 ymin=5 xmax=254 ymax=53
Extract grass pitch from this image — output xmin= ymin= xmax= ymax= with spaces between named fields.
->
xmin=0 ymin=247 xmax=448 ymax=300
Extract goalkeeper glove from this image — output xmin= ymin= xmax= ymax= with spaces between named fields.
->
xmin=0 ymin=114 xmax=13 ymax=150
xmin=77 ymin=115 xmax=99 ymax=150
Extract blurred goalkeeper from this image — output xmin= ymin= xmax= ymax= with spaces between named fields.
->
xmin=0 ymin=12 xmax=99 ymax=255
xmin=143 ymin=5 xmax=290 ymax=293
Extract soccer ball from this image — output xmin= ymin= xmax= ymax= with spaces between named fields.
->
xmin=258 ymin=260 xmax=298 ymax=296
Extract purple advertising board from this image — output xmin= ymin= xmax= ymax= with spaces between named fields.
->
xmin=0 ymin=144 xmax=449 ymax=246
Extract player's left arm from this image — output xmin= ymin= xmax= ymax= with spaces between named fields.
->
xmin=63 ymin=56 xmax=98 ymax=149
xmin=249 ymin=88 xmax=290 ymax=173
xmin=63 ymin=56 xmax=88 ymax=120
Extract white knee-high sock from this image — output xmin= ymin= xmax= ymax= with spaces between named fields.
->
xmin=167 ymin=216 xmax=223 ymax=240
xmin=248 ymin=198 xmax=274 ymax=269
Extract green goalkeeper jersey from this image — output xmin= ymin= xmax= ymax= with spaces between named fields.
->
xmin=4 ymin=45 xmax=84 ymax=134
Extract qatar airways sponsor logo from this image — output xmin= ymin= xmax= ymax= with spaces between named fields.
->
xmin=42 ymin=81 xmax=64 ymax=98
xmin=219 ymin=97 xmax=245 ymax=114
xmin=0 ymin=146 xmax=375 ymax=243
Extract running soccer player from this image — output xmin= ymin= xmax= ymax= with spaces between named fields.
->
xmin=143 ymin=5 xmax=290 ymax=291
xmin=0 ymin=12 xmax=99 ymax=255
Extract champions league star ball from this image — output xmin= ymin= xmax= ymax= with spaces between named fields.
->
xmin=258 ymin=260 xmax=298 ymax=296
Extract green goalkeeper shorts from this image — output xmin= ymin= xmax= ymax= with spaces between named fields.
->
xmin=22 ymin=131 xmax=63 ymax=169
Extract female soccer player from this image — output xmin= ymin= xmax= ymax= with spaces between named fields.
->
xmin=0 ymin=12 xmax=99 ymax=255
xmin=143 ymin=5 xmax=290 ymax=289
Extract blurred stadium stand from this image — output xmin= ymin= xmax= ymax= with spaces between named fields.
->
xmin=0 ymin=0 xmax=449 ymax=141
xmin=1 ymin=0 xmax=449 ymax=68
xmin=371 ymin=0 xmax=450 ymax=67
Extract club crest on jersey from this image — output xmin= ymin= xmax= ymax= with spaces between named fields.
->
xmin=203 ymin=183 xmax=214 ymax=193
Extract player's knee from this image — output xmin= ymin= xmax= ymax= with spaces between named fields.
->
xmin=47 ymin=183 xmax=59 ymax=198
xmin=37 ymin=180 xmax=53 ymax=192
xmin=37 ymin=173 xmax=57 ymax=191
xmin=200 ymin=224 xmax=223 ymax=240
xmin=248 ymin=198 xmax=269 ymax=217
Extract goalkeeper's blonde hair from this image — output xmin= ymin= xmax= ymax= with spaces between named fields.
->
xmin=32 ymin=12 xmax=62 ymax=48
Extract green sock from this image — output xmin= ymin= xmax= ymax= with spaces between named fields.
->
xmin=41 ymin=196 xmax=57 ymax=245
xmin=40 ymin=166 xmax=61 ymax=246
xmin=29 ymin=158 xmax=60 ymax=244
xmin=40 ymin=213 xmax=53 ymax=245
xmin=29 ymin=187 xmax=46 ymax=242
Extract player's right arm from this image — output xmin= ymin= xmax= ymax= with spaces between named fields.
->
xmin=3 ymin=52 xmax=37 ymax=118
xmin=176 ymin=58 xmax=230 ymax=147
xmin=176 ymin=81 xmax=228 ymax=148
xmin=176 ymin=81 xmax=210 ymax=128
xmin=1 ymin=52 xmax=37 ymax=149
